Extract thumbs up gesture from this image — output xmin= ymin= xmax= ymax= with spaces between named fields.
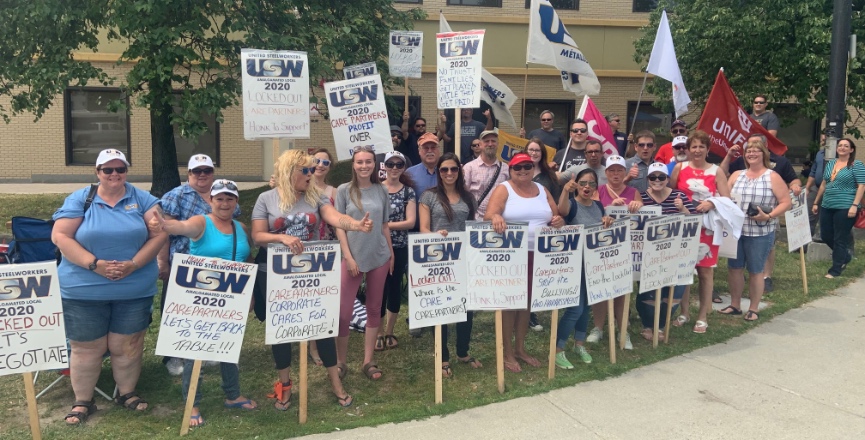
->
xmin=355 ymin=212 xmax=374 ymax=233
xmin=147 ymin=210 xmax=164 ymax=233
xmin=673 ymin=193 xmax=685 ymax=211
xmin=628 ymin=164 xmax=639 ymax=180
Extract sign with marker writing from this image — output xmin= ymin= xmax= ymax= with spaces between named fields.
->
xmin=786 ymin=189 xmax=811 ymax=252
xmin=155 ymin=254 xmax=257 ymax=364
xmin=584 ymin=219 xmax=632 ymax=305
xmin=0 ymin=262 xmax=66 ymax=376
xmin=266 ymin=242 xmax=341 ymax=344
xmin=465 ymin=221 xmax=529 ymax=311
xmin=343 ymin=62 xmax=378 ymax=80
xmin=675 ymin=215 xmax=703 ymax=285
xmin=241 ymin=49 xmax=310 ymax=139
xmin=436 ymin=30 xmax=485 ymax=109
xmin=531 ymin=225 xmax=584 ymax=312
xmin=639 ymin=215 xmax=684 ymax=293
xmin=606 ymin=205 xmax=661 ymax=281
xmin=407 ymin=233 xmax=468 ymax=329
xmin=389 ymin=31 xmax=423 ymax=78
xmin=324 ymin=74 xmax=391 ymax=161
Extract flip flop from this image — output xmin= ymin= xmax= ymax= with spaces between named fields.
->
xmin=458 ymin=356 xmax=483 ymax=368
xmin=335 ymin=393 xmax=353 ymax=408
xmin=692 ymin=320 xmax=708 ymax=334
xmin=718 ymin=305 xmax=742 ymax=315
xmin=516 ymin=354 xmax=541 ymax=367
xmin=672 ymin=315 xmax=690 ymax=327
xmin=441 ymin=363 xmax=453 ymax=378
xmin=188 ymin=413 xmax=205 ymax=427
xmin=224 ymin=399 xmax=257 ymax=410
xmin=744 ymin=310 xmax=760 ymax=322
xmin=504 ymin=360 xmax=521 ymax=373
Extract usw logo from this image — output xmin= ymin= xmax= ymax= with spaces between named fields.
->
xmin=246 ymin=59 xmax=304 ymax=77
xmin=439 ymin=40 xmax=479 ymax=58
xmin=537 ymin=234 xmax=580 ymax=253
xmin=175 ymin=267 xmax=251 ymax=294
xmin=392 ymin=35 xmax=421 ymax=46
xmin=0 ymin=276 xmax=51 ymax=300
xmin=329 ymin=85 xmax=378 ymax=107
xmin=412 ymin=243 xmax=461 ymax=263
xmin=272 ymin=252 xmax=336 ymax=274
xmin=469 ymin=231 xmax=524 ymax=249
xmin=646 ymin=221 xmax=682 ymax=241
xmin=585 ymin=226 xmax=626 ymax=249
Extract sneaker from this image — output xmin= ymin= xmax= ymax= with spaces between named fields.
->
xmin=623 ymin=333 xmax=633 ymax=350
xmin=166 ymin=358 xmax=184 ymax=376
xmin=763 ymin=277 xmax=774 ymax=293
xmin=574 ymin=345 xmax=592 ymax=364
xmin=528 ymin=313 xmax=543 ymax=332
xmin=204 ymin=360 xmax=220 ymax=368
xmin=586 ymin=327 xmax=603 ymax=344
xmin=554 ymin=351 xmax=574 ymax=370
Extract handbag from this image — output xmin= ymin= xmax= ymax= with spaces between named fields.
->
xmin=854 ymin=208 xmax=865 ymax=229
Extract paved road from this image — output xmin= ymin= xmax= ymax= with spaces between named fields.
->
xmin=300 ymin=278 xmax=865 ymax=440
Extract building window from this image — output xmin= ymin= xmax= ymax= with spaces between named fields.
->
xmin=395 ymin=0 xmax=422 ymax=3
xmin=447 ymin=0 xmax=502 ymax=7
xmin=172 ymin=93 xmax=220 ymax=167
xmin=626 ymin=101 xmax=673 ymax=144
xmin=64 ymin=88 xmax=131 ymax=166
xmin=771 ymin=104 xmax=818 ymax=163
xmin=522 ymin=99 xmax=576 ymax=136
xmin=633 ymin=0 xmax=658 ymax=12
xmin=525 ymin=0 xmax=579 ymax=9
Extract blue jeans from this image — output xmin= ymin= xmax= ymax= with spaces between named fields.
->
xmin=62 ymin=296 xmax=153 ymax=342
xmin=556 ymin=275 xmax=591 ymax=349
xmin=820 ymin=207 xmax=856 ymax=276
xmin=181 ymin=360 xmax=241 ymax=407
xmin=635 ymin=285 xmax=685 ymax=330
xmin=727 ymin=232 xmax=775 ymax=273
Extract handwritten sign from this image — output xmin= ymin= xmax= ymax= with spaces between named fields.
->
xmin=241 ymin=49 xmax=310 ymax=139
xmin=408 ymin=233 xmax=468 ymax=328
xmin=606 ymin=205 xmax=662 ymax=281
xmin=675 ymin=215 xmax=703 ymax=285
xmin=639 ymin=215 xmax=685 ymax=293
xmin=583 ymin=219 xmax=632 ymax=305
xmin=389 ymin=31 xmax=423 ymax=78
xmin=324 ymin=74 xmax=391 ymax=161
xmin=465 ymin=221 xmax=529 ymax=310
xmin=0 ymin=262 xmax=66 ymax=376
xmin=265 ymin=242 xmax=341 ymax=344
xmin=155 ymin=254 xmax=257 ymax=364
xmin=786 ymin=189 xmax=811 ymax=252
xmin=343 ymin=62 xmax=378 ymax=80
xmin=531 ymin=225 xmax=584 ymax=312
xmin=436 ymin=30 xmax=484 ymax=109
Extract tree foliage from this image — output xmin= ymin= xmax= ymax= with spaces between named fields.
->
xmin=0 ymin=0 xmax=424 ymax=195
xmin=633 ymin=0 xmax=864 ymax=136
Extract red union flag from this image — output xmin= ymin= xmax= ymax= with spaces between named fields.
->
xmin=697 ymin=70 xmax=787 ymax=157
xmin=577 ymin=96 xmax=617 ymax=157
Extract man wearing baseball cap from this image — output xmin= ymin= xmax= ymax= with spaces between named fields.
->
xmin=464 ymin=129 xmax=509 ymax=220
xmin=157 ymin=154 xmax=240 ymax=375
xmin=406 ymin=132 xmax=442 ymax=202
xmin=666 ymin=135 xmax=690 ymax=174
xmin=389 ymin=124 xmax=419 ymax=166
xmin=653 ymin=119 xmax=689 ymax=164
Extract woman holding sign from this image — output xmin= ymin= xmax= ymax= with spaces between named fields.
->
xmin=637 ymin=163 xmax=697 ymax=339
xmin=335 ymin=146 xmax=394 ymax=381
xmin=252 ymin=150 xmax=373 ymax=410
xmin=486 ymin=152 xmax=565 ymax=373
xmin=419 ymin=153 xmax=479 ymax=376
xmin=156 ymin=180 xmax=258 ymax=426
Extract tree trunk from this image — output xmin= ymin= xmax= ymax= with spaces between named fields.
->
xmin=149 ymin=80 xmax=180 ymax=198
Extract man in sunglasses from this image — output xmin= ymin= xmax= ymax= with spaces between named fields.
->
xmin=157 ymin=154 xmax=240 ymax=375
xmin=558 ymin=140 xmax=607 ymax=186
xmin=624 ymin=130 xmax=659 ymax=192
xmin=665 ymin=135 xmax=690 ymax=174
xmin=551 ymin=119 xmax=590 ymax=172
xmin=464 ymin=130 xmax=509 ymax=220
xmin=399 ymin=112 xmax=423 ymax=166
xmin=654 ymin=119 xmax=689 ymax=164
xmin=519 ymin=110 xmax=566 ymax=151
xmin=749 ymin=94 xmax=779 ymax=137
xmin=606 ymin=113 xmax=629 ymax=157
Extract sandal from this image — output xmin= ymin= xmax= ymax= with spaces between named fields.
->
xmin=692 ymin=320 xmax=708 ymax=334
xmin=114 ymin=391 xmax=147 ymax=412
xmin=267 ymin=380 xmax=292 ymax=411
xmin=189 ymin=412 xmax=205 ymax=427
xmin=374 ymin=335 xmax=386 ymax=352
xmin=362 ymin=362 xmax=383 ymax=380
xmin=515 ymin=353 xmax=541 ymax=367
xmin=640 ymin=328 xmax=663 ymax=341
xmin=744 ymin=310 xmax=760 ymax=322
xmin=385 ymin=334 xmax=399 ymax=349
xmin=65 ymin=399 xmax=96 ymax=426
xmin=337 ymin=363 xmax=348 ymax=380
xmin=718 ymin=305 xmax=742 ymax=315
xmin=441 ymin=363 xmax=453 ymax=378
xmin=224 ymin=398 xmax=257 ymax=410
xmin=457 ymin=356 xmax=483 ymax=368
xmin=712 ymin=291 xmax=723 ymax=303
xmin=504 ymin=360 xmax=521 ymax=373
xmin=335 ymin=393 xmax=353 ymax=408
xmin=672 ymin=315 xmax=690 ymax=327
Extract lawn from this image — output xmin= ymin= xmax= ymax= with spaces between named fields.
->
xmin=0 ymin=187 xmax=860 ymax=439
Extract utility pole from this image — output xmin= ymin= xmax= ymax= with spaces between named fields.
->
xmin=824 ymin=0 xmax=853 ymax=159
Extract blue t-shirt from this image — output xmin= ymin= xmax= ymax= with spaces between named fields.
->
xmin=190 ymin=216 xmax=250 ymax=262
xmin=406 ymin=163 xmax=438 ymax=201
xmin=53 ymin=183 xmax=160 ymax=300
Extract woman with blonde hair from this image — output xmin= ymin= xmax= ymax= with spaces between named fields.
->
xmin=251 ymin=150 xmax=373 ymax=410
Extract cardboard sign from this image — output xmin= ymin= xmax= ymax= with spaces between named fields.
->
xmin=343 ymin=62 xmax=378 ymax=80
xmin=155 ymin=254 xmax=257 ymax=364
xmin=639 ymin=215 xmax=685 ymax=293
xmin=465 ymin=221 xmax=529 ymax=310
xmin=436 ymin=30 xmax=485 ymax=109
xmin=583 ymin=219 xmax=632 ymax=305
xmin=407 ymin=233 xmax=468 ymax=329
xmin=786 ymin=189 xmax=811 ymax=252
xmin=266 ymin=242 xmax=341 ymax=344
xmin=675 ymin=215 xmax=703 ymax=285
xmin=531 ymin=225 xmax=584 ymax=312
xmin=241 ymin=49 xmax=310 ymax=139
xmin=0 ymin=262 xmax=66 ymax=375
xmin=606 ymin=205 xmax=662 ymax=281
xmin=324 ymin=75 xmax=391 ymax=161
xmin=389 ymin=31 xmax=423 ymax=78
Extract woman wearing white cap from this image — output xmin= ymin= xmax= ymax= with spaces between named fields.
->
xmin=52 ymin=149 xmax=167 ymax=425
xmin=154 ymin=180 xmax=258 ymax=426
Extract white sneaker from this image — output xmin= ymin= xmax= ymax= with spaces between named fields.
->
xmin=623 ymin=333 xmax=633 ymax=350
xmin=586 ymin=327 xmax=603 ymax=344
xmin=204 ymin=360 xmax=220 ymax=368
xmin=166 ymin=358 xmax=184 ymax=376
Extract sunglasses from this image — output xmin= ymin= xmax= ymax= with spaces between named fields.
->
xmin=585 ymin=150 xmax=603 ymax=155
xmin=297 ymin=167 xmax=316 ymax=175
xmin=212 ymin=180 xmax=238 ymax=191
xmin=541 ymin=118 xmax=553 ymax=122
xmin=674 ymin=145 xmax=688 ymax=150
xmin=571 ymin=128 xmax=588 ymax=133
xmin=526 ymin=149 xmax=542 ymax=154
xmin=647 ymin=174 xmax=668 ymax=182
xmin=637 ymin=143 xmax=655 ymax=148
xmin=315 ymin=159 xmax=331 ymax=167
xmin=438 ymin=166 xmax=460 ymax=174
xmin=415 ymin=124 xmax=426 ymax=128
xmin=753 ymin=100 xmax=766 ymax=104
xmin=190 ymin=167 xmax=214 ymax=176
xmin=471 ymin=143 xmax=481 ymax=147
xmin=385 ymin=161 xmax=405 ymax=169
xmin=671 ymin=128 xmax=687 ymax=135
xmin=99 ymin=166 xmax=128 ymax=175
xmin=612 ymin=119 xmax=620 ymax=123
xmin=577 ymin=180 xmax=598 ymax=188
xmin=511 ymin=163 xmax=535 ymax=171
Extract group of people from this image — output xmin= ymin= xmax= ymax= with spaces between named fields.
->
xmin=49 ymin=101 xmax=863 ymax=427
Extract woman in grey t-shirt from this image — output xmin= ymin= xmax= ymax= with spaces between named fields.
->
xmin=335 ymin=146 xmax=393 ymax=381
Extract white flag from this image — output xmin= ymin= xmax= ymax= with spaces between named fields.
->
xmin=646 ymin=10 xmax=691 ymax=117
xmin=440 ymin=13 xmax=518 ymax=128
xmin=526 ymin=0 xmax=600 ymax=96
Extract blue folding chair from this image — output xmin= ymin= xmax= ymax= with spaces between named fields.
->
xmin=3 ymin=216 xmax=58 ymax=264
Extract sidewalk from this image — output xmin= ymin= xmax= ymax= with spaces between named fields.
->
xmin=301 ymin=278 xmax=865 ymax=440
xmin=0 ymin=182 xmax=266 ymax=194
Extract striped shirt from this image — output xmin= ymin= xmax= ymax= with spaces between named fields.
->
xmin=640 ymin=189 xmax=697 ymax=215
xmin=821 ymin=159 xmax=865 ymax=209
xmin=463 ymin=158 xmax=509 ymax=220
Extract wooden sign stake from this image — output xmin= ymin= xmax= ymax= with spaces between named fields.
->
xmin=22 ymin=372 xmax=41 ymax=440
xmin=619 ymin=293 xmax=631 ymax=350
xmin=495 ymin=310 xmax=505 ymax=393
xmin=652 ymin=288 xmax=662 ymax=348
xmin=664 ymin=287 xmax=675 ymax=344
xmin=547 ymin=309 xmax=558 ymax=379
xmin=800 ymin=247 xmax=809 ymax=296
xmin=435 ymin=325 xmax=443 ymax=404
xmin=299 ymin=341 xmax=308 ymax=424
xmin=179 ymin=359 xmax=202 ymax=436
xmin=607 ymin=300 xmax=616 ymax=364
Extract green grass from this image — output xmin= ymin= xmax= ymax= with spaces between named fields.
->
xmin=0 ymin=188 xmax=861 ymax=439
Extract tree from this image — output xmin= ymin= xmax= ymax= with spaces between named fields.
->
xmin=0 ymin=0 xmax=424 ymax=196
xmin=633 ymin=0 xmax=864 ymax=136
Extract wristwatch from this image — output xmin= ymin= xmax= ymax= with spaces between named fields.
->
xmin=88 ymin=258 xmax=99 ymax=271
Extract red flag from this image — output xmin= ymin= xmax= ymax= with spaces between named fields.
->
xmin=577 ymin=96 xmax=618 ymax=157
xmin=697 ymin=70 xmax=787 ymax=157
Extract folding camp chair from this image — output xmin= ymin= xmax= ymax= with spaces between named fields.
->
xmin=3 ymin=216 xmax=58 ymax=264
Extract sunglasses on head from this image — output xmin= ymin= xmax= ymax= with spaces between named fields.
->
xmin=212 ymin=180 xmax=238 ymax=191
xmin=637 ymin=143 xmax=655 ymax=148
xmin=511 ymin=163 xmax=535 ymax=171
xmin=571 ymin=128 xmax=588 ymax=133
xmin=438 ymin=166 xmax=460 ymax=174
xmin=577 ymin=180 xmax=598 ymax=188
xmin=315 ymin=158 xmax=331 ymax=167
xmin=297 ymin=167 xmax=316 ymax=175
xmin=671 ymin=128 xmax=687 ymax=135
xmin=647 ymin=174 xmax=668 ymax=182
xmin=190 ymin=167 xmax=214 ymax=176
xmin=99 ymin=166 xmax=128 ymax=175
xmin=385 ymin=161 xmax=405 ymax=169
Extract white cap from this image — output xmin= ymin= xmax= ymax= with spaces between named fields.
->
xmin=384 ymin=151 xmax=406 ymax=163
xmin=672 ymin=136 xmax=688 ymax=147
xmin=188 ymin=154 xmax=215 ymax=170
xmin=648 ymin=162 xmax=669 ymax=176
xmin=210 ymin=179 xmax=239 ymax=198
xmin=96 ymin=149 xmax=130 ymax=167
xmin=606 ymin=155 xmax=626 ymax=169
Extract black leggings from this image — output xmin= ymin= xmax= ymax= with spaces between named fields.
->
xmin=442 ymin=311 xmax=474 ymax=362
xmin=381 ymin=246 xmax=408 ymax=317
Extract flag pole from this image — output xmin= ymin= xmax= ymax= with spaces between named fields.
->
xmin=521 ymin=63 xmax=529 ymax=129
xmin=628 ymin=70 xmax=650 ymax=144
